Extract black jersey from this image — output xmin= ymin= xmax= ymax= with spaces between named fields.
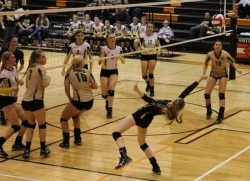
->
xmin=132 ymin=81 xmax=199 ymax=128
xmin=0 ymin=48 xmax=24 ymax=66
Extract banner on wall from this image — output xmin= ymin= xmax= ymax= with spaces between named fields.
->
xmin=237 ymin=33 xmax=250 ymax=61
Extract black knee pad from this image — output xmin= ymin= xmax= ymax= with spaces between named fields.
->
xmin=204 ymin=94 xmax=211 ymax=99
xmin=142 ymin=75 xmax=148 ymax=80
xmin=108 ymin=90 xmax=114 ymax=97
xmin=39 ymin=123 xmax=46 ymax=129
xmin=60 ymin=118 xmax=68 ymax=122
xmin=12 ymin=125 xmax=20 ymax=133
xmin=140 ymin=143 xmax=149 ymax=151
xmin=27 ymin=123 xmax=36 ymax=129
xmin=112 ymin=132 xmax=121 ymax=141
xmin=102 ymin=95 xmax=108 ymax=99
xmin=148 ymin=73 xmax=154 ymax=79
xmin=21 ymin=120 xmax=29 ymax=127
xmin=219 ymin=93 xmax=225 ymax=100
xmin=72 ymin=116 xmax=79 ymax=120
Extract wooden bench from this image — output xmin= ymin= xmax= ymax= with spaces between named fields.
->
xmin=225 ymin=18 xmax=250 ymax=27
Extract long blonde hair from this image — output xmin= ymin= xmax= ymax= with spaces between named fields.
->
xmin=165 ymin=98 xmax=185 ymax=124
xmin=27 ymin=49 xmax=44 ymax=68
xmin=0 ymin=51 xmax=13 ymax=71
xmin=65 ymin=55 xmax=84 ymax=75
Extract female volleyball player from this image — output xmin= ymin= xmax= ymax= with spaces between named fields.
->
xmin=99 ymin=33 xmax=125 ymax=119
xmin=62 ymin=30 xmax=93 ymax=76
xmin=0 ymin=35 xmax=25 ymax=125
xmin=203 ymin=40 xmax=242 ymax=124
xmin=0 ymin=51 xmax=28 ymax=157
xmin=112 ymin=75 xmax=207 ymax=174
xmin=22 ymin=49 xmax=51 ymax=159
xmin=139 ymin=22 xmax=161 ymax=97
xmin=59 ymin=55 xmax=98 ymax=149
xmin=0 ymin=36 xmax=25 ymax=73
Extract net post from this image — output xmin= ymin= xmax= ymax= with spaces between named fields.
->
xmin=229 ymin=15 xmax=237 ymax=80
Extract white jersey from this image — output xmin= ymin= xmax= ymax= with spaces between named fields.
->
xmin=114 ymin=25 xmax=126 ymax=36
xmin=103 ymin=25 xmax=114 ymax=35
xmin=0 ymin=67 xmax=18 ymax=97
xmin=130 ymin=22 xmax=141 ymax=36
xmin=140 ymin=33 xmax=159 ymax=55
xmin=102 ymin=45 xmax=122 ymax=70
xmin=158 ymin=26 xmax=173 ymax=39
xmin=92 ymin=22 xmax=104 ymax=33
xmin=69 ymin=42 xmax=91 ymax=58
xmin=139 ymin=24 xmax=147 ymax=36
xmin=69 ymin=21 xmax=81 ymax=33
xmin=82 ymin=21 xmax=94 ymax=33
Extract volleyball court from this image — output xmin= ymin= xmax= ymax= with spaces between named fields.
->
xmin=0 ymin=0 xmax=249 ymax=180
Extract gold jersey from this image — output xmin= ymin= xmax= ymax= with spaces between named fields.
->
xmin=23 ymin=63 xmax=48 ymax=101
xmin=65 ymin=68 xmax=95 ymax=102
xmin=205 ymin=50 xmax=235 ymax=78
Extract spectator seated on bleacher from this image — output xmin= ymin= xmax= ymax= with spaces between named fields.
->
xmin=115 ymin=8 xmax=130 ymax=28
xmin=28 ymin=13 xmax=50 ymax=47
xmin=93 ymin=0 xmax=109 ymax=21
xmin=81 ymin=13 xmax=94 ymax=43
xmin=64 ymin=14 xmax=82 ymax=46
xmin=107 ymin=0 xmax=119 ymax=25
xmin=238 ymin=0 xmax=250 ymax=19
xmin=17 ymin=9 xmax=36 ymax=45
xmin=190 ymin=12 xmax=212 ymax=39
xmin=129 ymin=16 xmax=141 ymax=51
xmin=91 ymin=16 xmax=105 ymax=50
xmin=158 ymin=20 xmax=173 ymax=44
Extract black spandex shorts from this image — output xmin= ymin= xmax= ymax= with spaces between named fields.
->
xmin=100 ymin=69 xmax=118 ymax=78
xmin=210 ymin=74 xmax=228 ymax=80
xmin=141 ymin=54 xmax=157 ymax=61
xmin=71 ymin=99 xmax=93 ymax=111
xmin=22 ymin=100 xmax=44 ymax=112
xmin=132 ymin=109 xmax=154 ymax=128
xmin=0 ymin=96 xmax=16 ymax=109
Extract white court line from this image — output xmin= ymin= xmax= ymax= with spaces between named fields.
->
xmin=194 ymin=145 xmax=250 ymax=181
xmin=0 ymin=173 xmax=42 ymax=181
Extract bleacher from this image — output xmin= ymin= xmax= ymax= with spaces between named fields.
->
xmin=12 ymin=0 xmax=250 ymax=53
xmin=139 ymin=0 xmax=250 ymax=53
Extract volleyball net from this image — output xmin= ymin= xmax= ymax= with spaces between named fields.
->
xmin=0 ymin=0 xmax=237 ymax=78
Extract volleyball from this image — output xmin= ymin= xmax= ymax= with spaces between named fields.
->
xmin=211 ymin=14 xmax=225 ymax=28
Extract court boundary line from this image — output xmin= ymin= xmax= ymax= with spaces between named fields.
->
xmin=9 ymin=158 xmax=154 ymax=181
xmin=0 ymin=173 xmax=42 ymax=181
xmin=176 ymin=127 xmax=250 ymax=144
xmin=175 ymin=108 xmax=244 ymax=144
xmin=194 ymin=145 xmax=250 ymax=181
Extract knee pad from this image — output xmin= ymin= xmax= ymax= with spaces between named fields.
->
xmin=140 ymin=143 xmax=149 ymax=151
xmin=204 ymin=94 xmax=210 ymax=99
xmin=219 ymin=93 xmax=225 ymax=100
xmin=11 ymin=125 xmax=20 ymax=133
xmin=72 ymin=116 xmax=79 ymax=120
xmin=102 ymin=95 xmax=108 ymax=99
xmin=39 ymin=123 xmax=46 ymax=129
xmin=27 ymin=123 xmax=36 ymax=129
xmin=21 ymin=120 xmax=29 ymax=127
xmin=112 ymin=132 xmax=121 ymax=141
xmin=60 ymin=118 xmax=68 ymax=122
xmin=148 ymin=73 xmax=154 ymax=79
xmin=108 ymin=90 xmax=114 ymax=97
xmin=142 ymin=75 xmax=148 ymax=80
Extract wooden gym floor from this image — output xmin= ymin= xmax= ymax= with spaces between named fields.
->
xmin=0 ymin=50 xmax=249 ymax=181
